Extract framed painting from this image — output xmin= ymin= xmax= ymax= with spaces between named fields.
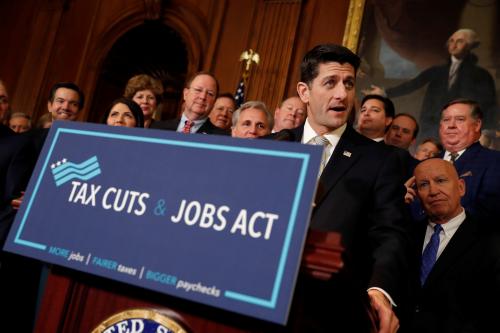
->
xmin=344 ymin=0 xmax=500 ymax=142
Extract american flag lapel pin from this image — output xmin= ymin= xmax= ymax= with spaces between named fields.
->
xmin=343 ymin=150 xmax=352 ymax=157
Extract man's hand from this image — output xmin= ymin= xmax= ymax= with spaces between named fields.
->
xmin=11 ymin=192 xmax=24 ymax=210
xmin=361 ymin=85 xmax=386 ymax=96
xmin=404 ymin=176 xmax=416 ymax=204
xmin=368 ymin=289 xmax=399 ymax=333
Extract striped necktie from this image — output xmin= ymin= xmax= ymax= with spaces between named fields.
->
xmin=182 ymin=120 xmax=193 ymax=133
xmin=450 ymin=152 xmax=459 ymax=164
xmin=448 ymin=61 xmax=459 ymax=89
xmin=309 ymin=135 xmax=331 ymax=175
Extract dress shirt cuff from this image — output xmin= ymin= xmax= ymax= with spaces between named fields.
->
xmin=367 ymin=287 xmax=397 ymax=307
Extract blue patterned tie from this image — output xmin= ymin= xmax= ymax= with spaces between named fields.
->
xmin=420 ymin=224 xmax=442 ymax=285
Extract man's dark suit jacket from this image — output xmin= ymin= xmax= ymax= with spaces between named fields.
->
xmin=270 ymin=125 xmax=411 ymax=331
xmin=0 ymin=128 xmax=44 ymax=332
xmin=0 ymin=131 xmax=38 ymax=244
xmin=410 ymin=142 xmax=500 ymax=224
xmin=408 ymin=215 xmax=500 ymax=333
xmin=378 ymin=141 xmax=419 ymax=180
xmin=150 ymin=117 xmax=229 ymax=135
xmin=386 ymin=53 xmax=497 ymax=137
xmin=451 ymin=142 xmax=500 ymax=223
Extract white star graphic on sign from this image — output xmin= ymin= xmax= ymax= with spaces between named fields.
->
xmin=51 ymin=163 xmax=56 ymax=169
xmin=56 ymin=161 xmax=61 ymax=166
xmin=62 ymin=158 xmax=67 ymax=163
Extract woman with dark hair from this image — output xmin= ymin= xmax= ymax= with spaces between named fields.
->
xmin=124 ymin=74 xmax=163 ymax=128
xmin=103 ymin=97 xmax=144 ymax=128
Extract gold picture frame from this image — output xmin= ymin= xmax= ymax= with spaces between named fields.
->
xmin=342 ymin=0 xmax=366 ymax=52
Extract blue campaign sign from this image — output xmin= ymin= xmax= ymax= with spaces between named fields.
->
xmin=4 ymin=121 xmax=321 ymax=325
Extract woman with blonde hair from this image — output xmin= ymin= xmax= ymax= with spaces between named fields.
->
xmin=124 ymin=74 xmax=163 ymax=128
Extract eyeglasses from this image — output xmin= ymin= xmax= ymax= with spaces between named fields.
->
xmin=189 ymin=87 xmax=216 ymax=99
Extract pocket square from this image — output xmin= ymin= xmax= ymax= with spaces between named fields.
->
xmin=460 ymin=171 xmax=472 ymax=177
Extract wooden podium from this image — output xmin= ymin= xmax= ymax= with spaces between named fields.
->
xmin=33 ymin=230 xmax=358 ymax=333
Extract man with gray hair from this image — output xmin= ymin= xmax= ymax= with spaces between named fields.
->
xmin=231 ymin=101 xmax=273 ymax=139
xmin=365 ymin=28 xmax=497 ymax=138
xmin=8 ymin=112 xmax=32 ymax=133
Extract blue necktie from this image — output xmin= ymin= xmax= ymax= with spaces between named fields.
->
xmin=420 ymin=224 xmax=442 ymax=285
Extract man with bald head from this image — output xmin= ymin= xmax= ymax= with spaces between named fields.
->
xmin=151 ymin=71 xmax=228 ymax=135
xmin=407 ymin=157 xmax=500 ymax=332
xmin=414 ymin=159 xmax=465 ymax=225
xmin=272 ymin=96 xmax=306 ymax=132
xmin=365 ymin=28 xmax=497 ymax=138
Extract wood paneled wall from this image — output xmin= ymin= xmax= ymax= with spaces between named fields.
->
xmin=0 ymin=0 xmax=350 ymax=121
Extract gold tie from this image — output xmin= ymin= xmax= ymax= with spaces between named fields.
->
xmin=450 ymin=152 xmax=459 ymax=164
xmin=310 ymin=135 xmax=331 ymax=175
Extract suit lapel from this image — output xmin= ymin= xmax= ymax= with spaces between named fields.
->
xmin=197 ymin=119 xmax=214 ymax=134
xmin=424 ymin=217 xmax=478 ymax=287
xmin=290 ymin=125 xmax=304 ymax=142
xmin=451 ymin=142 xmax=481 ymax=174
xmin=315 ymin=127 xmax=362 ymax=206
xmin=165 ymin=118 xmax=181 ymax=131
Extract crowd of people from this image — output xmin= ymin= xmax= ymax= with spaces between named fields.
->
xmin=1 ymin=31 xmax=500 ymax=332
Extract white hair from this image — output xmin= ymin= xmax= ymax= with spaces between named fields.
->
xmin=449 ymin=28 xmax=480 ymax=49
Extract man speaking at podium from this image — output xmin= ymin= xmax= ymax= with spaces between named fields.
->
xmin=272 ymin=44 xmax=410 ymax=333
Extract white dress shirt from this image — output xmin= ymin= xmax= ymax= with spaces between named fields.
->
xmin=443 ymin=148 xmax=466 ymax=162
xmin=176 ymin=113 xmax=208 ymax=133
xmin=302 ymin=118 xmax=346 ymax=165
xmin=423 ymin=208 xmax=466 ymax=260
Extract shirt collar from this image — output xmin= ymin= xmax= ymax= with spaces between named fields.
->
xmin=450 ymin=56 xmax=463 ymax=65
xmin=444 ymin=148 xmax=466 ymax=161
xmin=429 ymin=208 xmax=466 ymax=237
xmin=178 ymin=113 xmax=208 ymax=132
xmin=302 ymin=118 xmax=347 ymax=149
xmin=180 ymin=113 xmax=207 ymax=125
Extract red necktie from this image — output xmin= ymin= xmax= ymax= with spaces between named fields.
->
xmin=182 ymin=120 xmax=193 ymax=133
